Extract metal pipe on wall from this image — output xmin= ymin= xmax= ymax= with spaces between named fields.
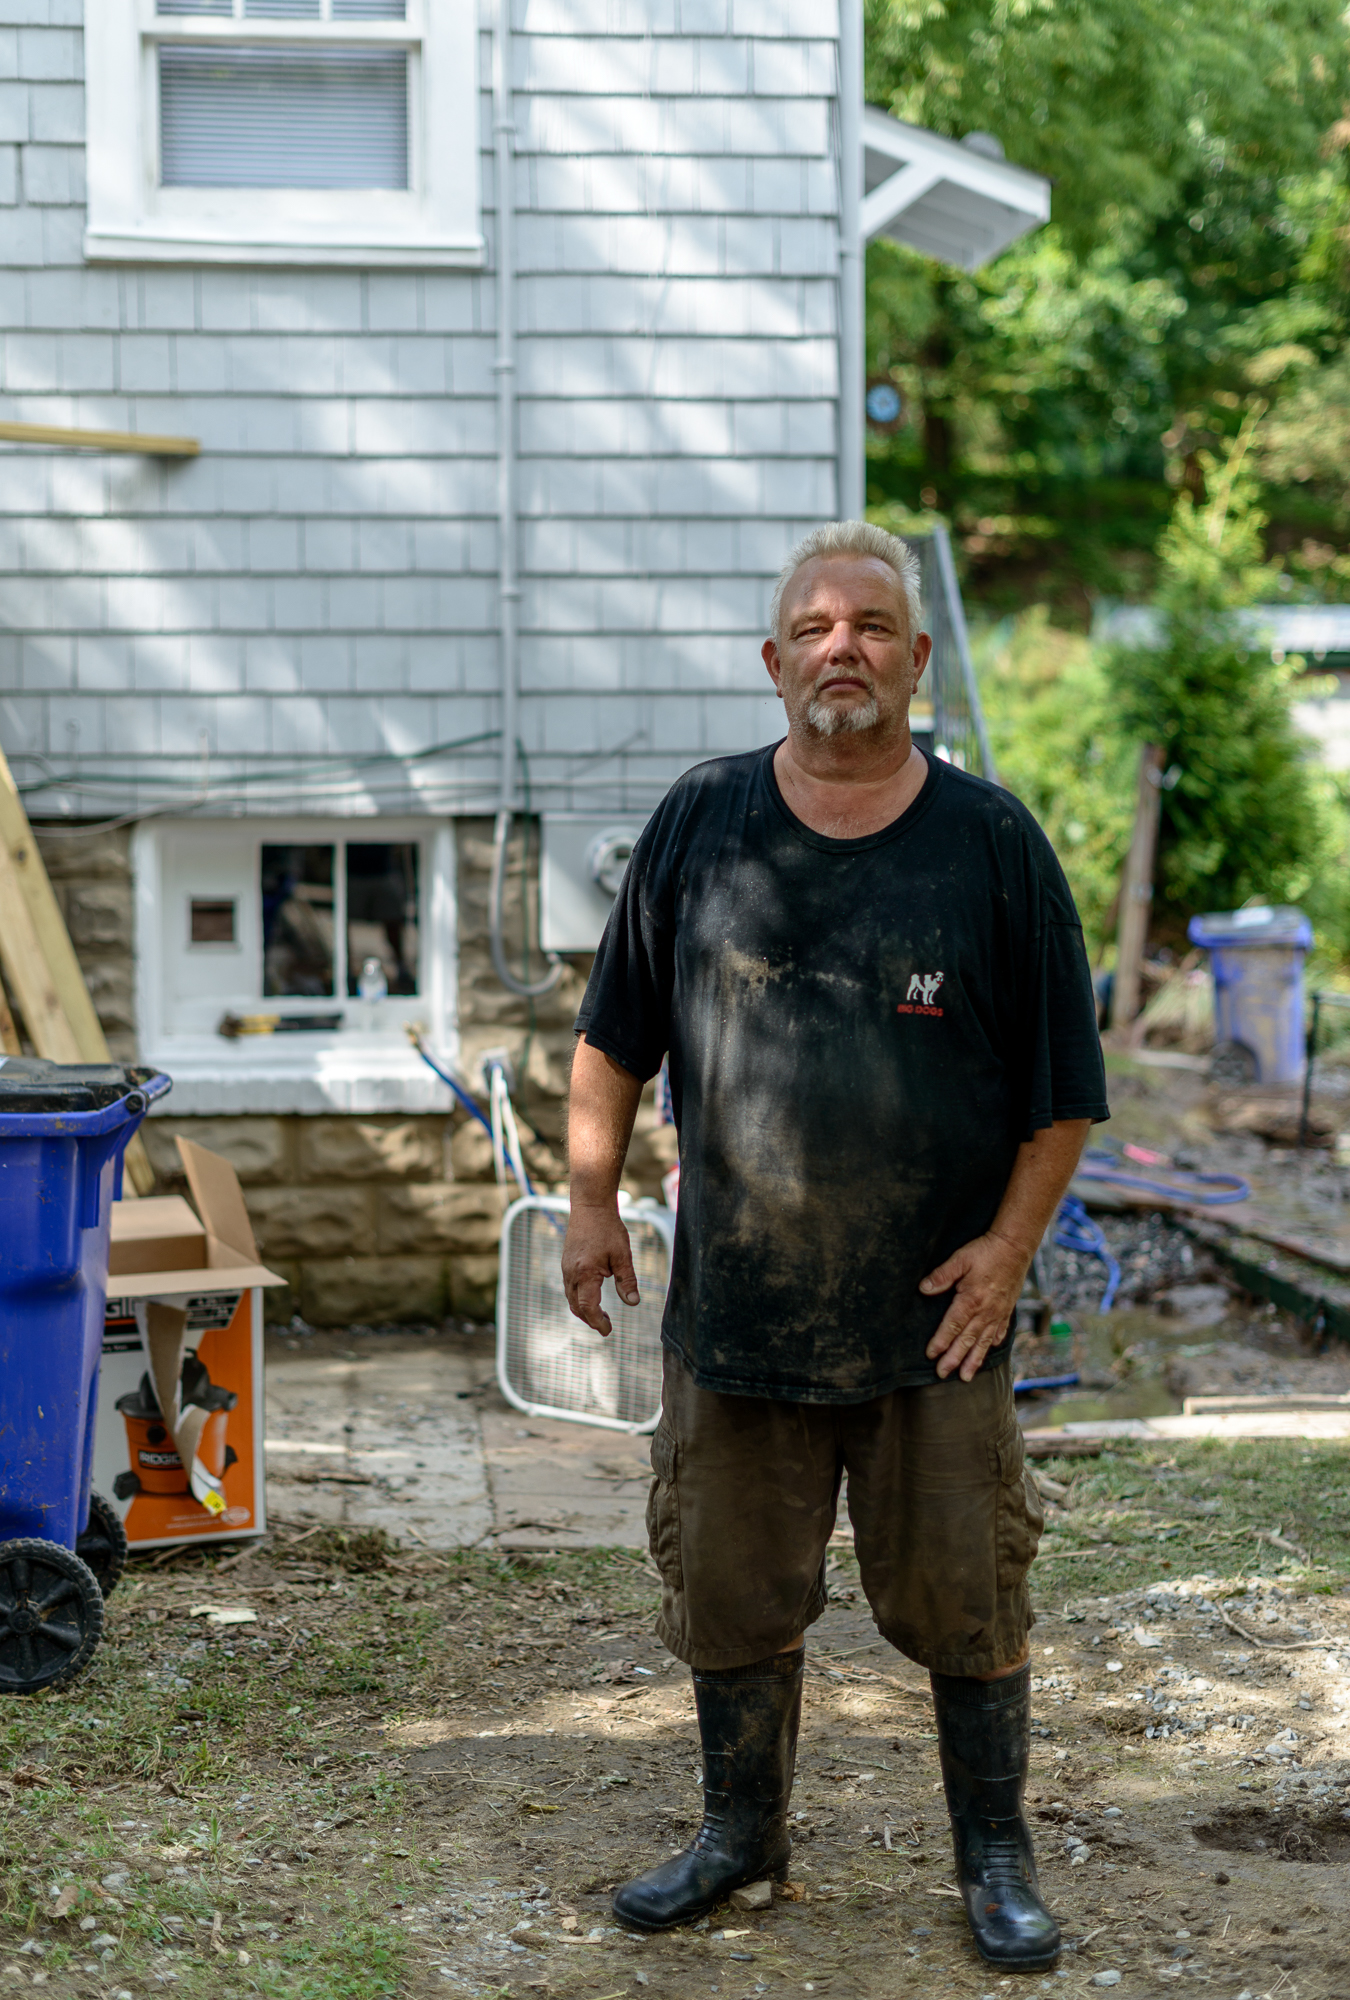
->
xmin=836 ymin=0 xmax=865 ymax=522
xmin=491 ymin=0 xmax=561 ymax=998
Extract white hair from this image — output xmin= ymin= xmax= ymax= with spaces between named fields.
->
xmin=770 ymin=521 xmax=922 ymax=644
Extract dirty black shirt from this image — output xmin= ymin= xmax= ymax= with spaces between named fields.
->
xmin=575 ymin=745 xmax=1108 ymax=1403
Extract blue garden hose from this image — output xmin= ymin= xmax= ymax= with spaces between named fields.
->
xmin=1055 ymin=1193 xmax=1122 ymax=1312
xmin=409 ymin=1031 xmax=494 ymax=1137
xmin=1075 ymin=1147 xmax=1250 ymax=1207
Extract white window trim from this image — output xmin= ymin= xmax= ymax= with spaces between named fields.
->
xmin=85 ymin=0 xmax=483 ymax=269
xmin=133 ymin=817 xmax=461 ymax=1116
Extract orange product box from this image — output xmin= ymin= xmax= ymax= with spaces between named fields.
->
xmin=92 ymin=1138 xmax=285 ymax=1551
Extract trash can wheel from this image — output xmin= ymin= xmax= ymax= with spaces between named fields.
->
xmin=76 ymin=1491 xmax=129 ymax=1599
xmin=0 ymin=1539 xmax=104 ymax=1695
xmin=1211 ymin=1040 xmax=1259 ymax=1086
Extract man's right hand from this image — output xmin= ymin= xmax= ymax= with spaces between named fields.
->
xmin=562 ymin=1202 xmax=640 ymax=1335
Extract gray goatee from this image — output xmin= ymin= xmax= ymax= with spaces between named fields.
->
xmin=804 ymin=692 xmax=880 ymax=737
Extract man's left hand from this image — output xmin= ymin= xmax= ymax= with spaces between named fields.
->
xmin=920 ymin=1230 xmax=1029 ymax=1382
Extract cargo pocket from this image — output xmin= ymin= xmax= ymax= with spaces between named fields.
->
xmin=994 ymin=1422 xmax=1044 ymax=1593
xmin=646 ymin=1422 xmax=683 ymax=1588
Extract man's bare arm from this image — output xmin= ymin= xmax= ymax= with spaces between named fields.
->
xmin=920 ymin=1118 xmax=1092 ymax=1383
xmin=562 ymin=1036 xmax=646 ymax=1336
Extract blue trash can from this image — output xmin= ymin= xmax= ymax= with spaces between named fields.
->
xmin=1187 ymin=906 xmax=1313 ymax=1086
xmin=0 ymin=1059 xmax=169 ymax=1694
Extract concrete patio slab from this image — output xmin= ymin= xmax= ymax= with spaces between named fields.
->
xmin=479 ymin=1404 xmax=652 ymax=1550
xmin=264 ymin=1337 xmax=494 ymax=1549
xmin=262 ymin=1331 xmax=655 ymax=1551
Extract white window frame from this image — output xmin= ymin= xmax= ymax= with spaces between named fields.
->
xmin=133 ymin=817 xmax=460 ymax=1115
xmin=85 ymin=0 xmax=483 ymax=269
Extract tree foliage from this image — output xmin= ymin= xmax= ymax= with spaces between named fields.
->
xmin=1104 ymin=429 xmax=1333 ymax=935
xmin=864 ymin=0 xmax=1350 ymax=609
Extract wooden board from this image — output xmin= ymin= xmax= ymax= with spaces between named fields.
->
xmin=0 ymin=966 xmax=19 ymax=1056
xmin=0 ymin=420 xmax=198 ymax=456
xmin=0 ymin=832 xmax=82 ymax=1062
xmin=0 ymin=743 xmax=153 ymax=1191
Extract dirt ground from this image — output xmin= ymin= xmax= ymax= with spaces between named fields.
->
xmin=6 ymin=1436 xmax=1350 ymax=2000
xmin=13 ymin=1046 xmax=1350 ymax=1999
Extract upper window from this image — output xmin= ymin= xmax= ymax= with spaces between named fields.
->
xmin=85 ymin=0 xmax=482 ymax=267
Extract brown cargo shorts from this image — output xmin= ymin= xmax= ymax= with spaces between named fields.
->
xmin=647 ymin=1349 xmax=1044 ymax=1678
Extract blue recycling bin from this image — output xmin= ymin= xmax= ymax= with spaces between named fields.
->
xmin=1187 ymin=906 xmax=1313 ymax=1085
xmin=0 ymin=1059 xmax=169 ymax=1694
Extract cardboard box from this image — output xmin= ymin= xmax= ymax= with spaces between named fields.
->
xmin=92 ymin=1138 xmax=284 ymax=1551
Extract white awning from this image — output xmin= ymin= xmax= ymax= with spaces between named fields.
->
xmin=862 ymin=109 xmax=1051 ymax=271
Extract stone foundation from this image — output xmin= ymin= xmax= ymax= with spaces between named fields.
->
xmin=43 ymin=813 xmax=675 ymax=1327
xmin=140 ymin=1112 xmax=506 ymax=1325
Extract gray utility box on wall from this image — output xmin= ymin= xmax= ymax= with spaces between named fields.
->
xmin=540 ymin=815 xmax=650 ymax=953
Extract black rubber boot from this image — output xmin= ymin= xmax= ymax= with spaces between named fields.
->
xmin=612 ymin=1648 xmax=803 ymax=1932
xmin=930 ymin=1663 xmax=1060 ymax=1971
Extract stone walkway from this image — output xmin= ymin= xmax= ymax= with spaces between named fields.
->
xmin=264 ymin=1329 xmax=651 ymax=1551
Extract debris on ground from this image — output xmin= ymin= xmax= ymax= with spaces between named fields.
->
xmin=5 ymin=1434 xmax=1350 ymax=1998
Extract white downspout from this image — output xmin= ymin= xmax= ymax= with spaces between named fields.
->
xmin=490 ymin=0 xmax=561 ymax=998
xmin=837 ymin=0 xmax=865 ymax=522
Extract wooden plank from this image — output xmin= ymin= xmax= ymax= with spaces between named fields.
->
xmin=0 ymin=744 xmax=154 ymax=1193
xmin=1022 ymin=1433 xmax=1105 ymax=1460
xmin=0 ymin=746 xmax=110 ymax=1062
xmin=0 ymin=965 xmax=20 ymax=1056
xmin=0 ymin=420 xmax=198 ymax=457
xmin=0 ymin=834 xmax=82 ymax=1062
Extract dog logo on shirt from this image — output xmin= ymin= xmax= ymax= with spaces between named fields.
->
xmin=898 ymin=971 xmax=944 ymax=1018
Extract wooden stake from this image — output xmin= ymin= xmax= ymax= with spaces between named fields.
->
xmin=0 ymin=743 xmax=153 ymax=1192
xmin=1110 ymin=742 xmax=1165 ymax=1032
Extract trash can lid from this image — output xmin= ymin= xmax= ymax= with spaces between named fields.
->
xmin=1187 ymin=905 xmax=1313 ymax=950
xmin=0 ymin=1057 xmax=160 ymax=1114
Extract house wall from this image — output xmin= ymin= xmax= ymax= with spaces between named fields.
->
xmin=0 ymin=0 xmax=842 ymax=818
xmin=0 ymin=0 xmax=837 ymax=1321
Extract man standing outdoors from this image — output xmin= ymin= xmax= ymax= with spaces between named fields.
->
xmin=562 ymin=522 xmax=1107 ymax=1971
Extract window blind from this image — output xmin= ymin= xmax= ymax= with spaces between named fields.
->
xmin=159 ymin=45 xmax=409 ymax=189
xmin=244 ymin=1 xmax=322 ymax=18
xmin=156 ymin=1 xmax=407 ymax=15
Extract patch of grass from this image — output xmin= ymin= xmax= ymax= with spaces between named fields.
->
xmin=1026 ymin=1437 xmax=1350 ymax=1601
xmin=249 ymin=1914 xmax=407 ymax=1998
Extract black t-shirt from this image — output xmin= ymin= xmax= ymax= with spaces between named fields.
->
xmin=576 ymin=745 xmax=1109 ymax=1404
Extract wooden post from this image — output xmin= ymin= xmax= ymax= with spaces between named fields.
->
xmin=0 ymin=744 xmax=153 ymax=1192
xmin=1110 ymin=742 xmax=1165 ymax=1032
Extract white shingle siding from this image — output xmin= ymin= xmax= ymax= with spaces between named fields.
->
xmin=1 ymin=0 xmax=842 ymax=820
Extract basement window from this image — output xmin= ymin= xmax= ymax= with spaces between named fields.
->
xmin=135 ymin=818 xmax=455 ymax=1115
xmin=85 ymin=0 xmax=482 ymax=268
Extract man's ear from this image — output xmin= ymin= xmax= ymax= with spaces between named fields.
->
xmin=762 ymin=637 xmax=783 ymax=696
xmin=911 ymin=630 xmax=933 ymax=691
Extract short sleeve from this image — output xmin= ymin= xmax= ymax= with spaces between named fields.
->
xmin=1020 ymin=827 xmax=1110 ymax=1135
xmin=574 ymin=814 xmax=674 ymax=1083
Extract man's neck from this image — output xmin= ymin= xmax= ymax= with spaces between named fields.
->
xmin=772 ymin=725 xmax=929 ymax=840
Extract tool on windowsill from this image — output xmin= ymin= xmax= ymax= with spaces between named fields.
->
xmin=216 ymin=1012 xmax=344 ymax=1038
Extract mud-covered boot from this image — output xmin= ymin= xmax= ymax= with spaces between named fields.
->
xmin=612 ymin=1648 xmax=803 ymax=1932
xmin=931 ymin=1663 xmax=1060 ymax=1970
